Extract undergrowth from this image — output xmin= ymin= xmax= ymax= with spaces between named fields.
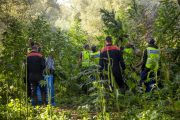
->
xmin=0 ymin=0 xmax=180 ymax=120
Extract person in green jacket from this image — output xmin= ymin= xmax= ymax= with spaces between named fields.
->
xmin=78 ymin=44 xmax=90 ymax=69
xmin=139 ymin=38 xmax=160 ymax=93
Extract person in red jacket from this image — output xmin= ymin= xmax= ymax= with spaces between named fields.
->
xmin=99 ymin=36 xmax=126 ymax=94
xmin=25 ymin=45 xmax=46 ymax=105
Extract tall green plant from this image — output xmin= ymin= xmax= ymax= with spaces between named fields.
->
xmin=1 ymin=20 xmax=26 ymax=102
xmin=27 ymin=16 xmax=52 ymax=56
xmin=153 ymin=0 xmax=180 ymax=48
xmin=100 ymin=9 xmax=124 ymax=46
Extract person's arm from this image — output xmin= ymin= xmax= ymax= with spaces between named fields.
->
xmin=52 ymin=59 xmax=56 ymax=70
xmin=28 ymin=38 xmax=32 ymax=46
xmin=127 ymin=36 xmax=133 ymax=45
xmin=41 ymin=56 xmax=46 ymax=69
xmin=78 ymin=52 xmax=82 ymax=68
xmin=128 ymin=37 xmax=133 ymax=45
xmin=135 ymin=60 xmax=143 ymax=68
xmin=52 ymin=66 xmax=56 ymax=70
xmin=141 ymin=49 xmax=147 ymax=71
xmin=99 ymin=52 xmax=104 ymax=71
xmin=119 ymin=50 xmax=126 ymax=70
xmin=36 ymin=42 xmax=43 ymax=49
xmin=37 ymin=47 xmax=41 ymax=53
xmin=125 ymin=35 xmax=134 ymax=46
xmin=118 ymin=40 xmax=122 ymax=48
xmin=119 ymin=46 xmax=124 ymax=55
xmin=78 ymin=58 xmax=81 ymax=68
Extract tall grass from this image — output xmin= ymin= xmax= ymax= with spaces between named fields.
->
xmin=91 ymin=50 xmax=122 ymax=119
xmin=107 ymin=50 xmax=121 ymax=119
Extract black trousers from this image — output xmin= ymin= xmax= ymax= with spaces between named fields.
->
xmin=112 ymin=70 xmax=124 ymax=88
xmin=29 ymin=73 xmax=46 ymax=97
xmin=103 ymin=70 xmax=124 ymax=89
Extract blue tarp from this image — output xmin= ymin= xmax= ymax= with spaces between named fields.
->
xmin=31 ymin=75 xmax=55 ymax=106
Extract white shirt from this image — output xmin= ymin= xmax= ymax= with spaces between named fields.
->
xmin=46 ymin=57 xmax=56 ymax=70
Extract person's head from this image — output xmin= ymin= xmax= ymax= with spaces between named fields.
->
xmin=91 ymin=45 xmax=97 ymax=53
xmin=31 ymin=41 xmax=35 ymax=47
xmin=136 ymin=49 xmax=143 ymax=57
xmin=105 ymin=36 xmax=112 ymax=45
xmin=50 ymin=51 xmax=55 ymax=59
xmin=84 ymin=44 xmax=90 ymax=50
xmin=125 ymin=42 xmax=131 ymax=48
xmin=119 ymin=37 xmax=123 ymax=42
xmin=148 ymin=38 xmax=155 ymax=45
xmin=31 ymin=45 xmax=38 ymax=52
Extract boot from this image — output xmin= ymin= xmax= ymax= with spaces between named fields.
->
xmin=41 ymin=94 xmax=47 ymax=105
xmin=120 ymin=87 xmax=125 ymax=95
xmin=33 ymin=96 xmax=38 ymax=106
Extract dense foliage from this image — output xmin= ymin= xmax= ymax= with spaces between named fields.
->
xmin=0 ymin=0 xmax=180 ymax=119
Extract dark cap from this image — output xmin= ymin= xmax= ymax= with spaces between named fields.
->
xmin=148 ymin=38 xmax=155 ymax=44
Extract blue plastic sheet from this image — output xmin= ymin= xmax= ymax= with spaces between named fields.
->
xmin=31 ymin=75 xmax=55 ymax=106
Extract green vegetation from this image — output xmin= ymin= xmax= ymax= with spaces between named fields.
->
xmin=0 ymin=0 xmax=180 ymax=119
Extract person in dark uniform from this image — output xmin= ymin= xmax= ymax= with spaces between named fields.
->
xmin=25 ymin=46 xmax=46 ymax=105
xmin=99 ymin=36 xmax=126 ymax=94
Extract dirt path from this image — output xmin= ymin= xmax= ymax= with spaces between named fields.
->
xmin=53 ymin=104 xmax=120 ymax=119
